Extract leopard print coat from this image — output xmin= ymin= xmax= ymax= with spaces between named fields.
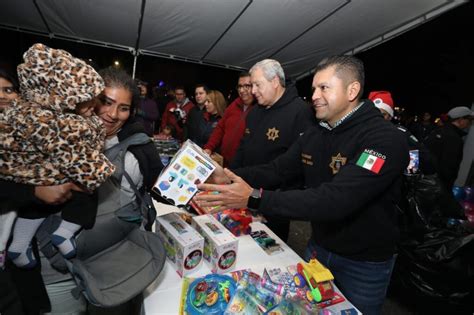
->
xmin=0 ymin=43 xmax=115 ymax=191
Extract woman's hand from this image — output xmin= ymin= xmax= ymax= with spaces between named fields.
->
xmin=34 ymin=183 xmax=85 ymax=205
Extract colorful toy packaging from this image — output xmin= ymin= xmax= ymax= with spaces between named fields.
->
xmin=406 ymin=149 xmax=420 ymax=175
xmin=190 ymin=191 xmax=222 ymax=215
xmin=192 ymin=214 xmax=239 ymax=274
xmin=153 ymin=140 xmax=216 ymax=207
xmin=264 ymin=298 xmax=313 ymax=315
xmin=225 ymin=270 xmax=285 ymax=314
xmin=191 ymin=196 xmax=253 ymax=236
xmin=156 ymin=213 xmax=204 ymax=277
xmin=181 ymin=274 xmax=237 ymax=315
xmin=250 ymin=230 xmax=283 ymax=255
xmin=214 ymin=209 xmax=253 ymax=236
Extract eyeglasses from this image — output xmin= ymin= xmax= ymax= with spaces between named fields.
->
xmin=236 ymin=84 xmax=252 ymax=90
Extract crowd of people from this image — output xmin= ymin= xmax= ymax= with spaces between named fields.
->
xmin=1 ymin=42 xmax=472 ymax=315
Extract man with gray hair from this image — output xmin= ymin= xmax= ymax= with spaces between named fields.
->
xmin=231 ymin=59 xmax=315 ymax=241
xmin=196 ymin=55 xmax=410 ymax=314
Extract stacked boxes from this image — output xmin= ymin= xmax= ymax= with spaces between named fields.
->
xmin=192 ymin=214 xmax=239 ymax=274
xmin=156 ymin=213 xmax=204 ymax=277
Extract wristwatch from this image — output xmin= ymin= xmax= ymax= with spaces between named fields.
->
xmin=247 ymin=188 xmax=262 ymax=211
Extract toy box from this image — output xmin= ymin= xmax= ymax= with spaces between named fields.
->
xmin=192 ymin=214 xmax=239 ymax=274
xmin=153 ymin=140 xmax=216 ymax=207
xmin=156 ymin=213 xmax=204 ymax=277
xmin=190 ymin=199 xmax=253 ymax=236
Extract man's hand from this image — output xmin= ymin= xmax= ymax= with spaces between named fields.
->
xmin=207 ymin=163 xmax=231 ymax=185
xmin=195 ymin=168 xmax=253 ymax=212
xmin=34 ymin=183 xmax=85 ymax=205
xmin=204 ymin=149 xmax=212 ymax=155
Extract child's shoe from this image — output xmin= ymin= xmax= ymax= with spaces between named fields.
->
xmin=51 ymin=234 xmax=77 ymax=259
xmin=7 ymin=245 xmax=37 ymax=268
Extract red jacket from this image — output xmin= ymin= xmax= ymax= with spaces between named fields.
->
xmin=204 ymin=97 xmax=254 ymax=166
xmin=160 ymin=99 xmax=194 ymax=141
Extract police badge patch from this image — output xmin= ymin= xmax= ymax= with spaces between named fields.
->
xmin=329 ymin=153 xmax=347 ymax=174
xmin=266 ymin=127 xmax=279 ymax=141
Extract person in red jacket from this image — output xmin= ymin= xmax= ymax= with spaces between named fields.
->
xmin=204 ymin=72 xmax=255 ymax=166
xmin=160 ymin=86 xmax=194 ymax=141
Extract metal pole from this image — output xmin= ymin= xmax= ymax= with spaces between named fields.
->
xmin=132 ymin=52 xmax=138 ymax=79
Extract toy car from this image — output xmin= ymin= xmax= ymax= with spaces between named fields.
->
xmin=293 ymin=259 xmax=335 ymax=303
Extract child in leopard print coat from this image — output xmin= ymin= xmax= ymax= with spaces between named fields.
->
xmin=0 ymin=43 xmax=115 ymax=268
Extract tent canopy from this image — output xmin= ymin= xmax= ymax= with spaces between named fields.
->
xmin=0 ymin=0 xmax=467 ymax=80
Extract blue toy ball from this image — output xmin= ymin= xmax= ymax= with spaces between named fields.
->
xmin=452 ymin=186 xmax=465 ymax=201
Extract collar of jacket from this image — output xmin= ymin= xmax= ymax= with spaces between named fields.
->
xmin=318 ymin=100 xmax=383 ymax=133
xmin=319 ymin=101 xmax=364 ymax=130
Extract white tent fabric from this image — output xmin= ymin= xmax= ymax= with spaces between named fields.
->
xmin=0 ymin=0 xmax=467 ymax=79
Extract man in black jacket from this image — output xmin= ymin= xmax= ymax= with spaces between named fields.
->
xmin=425 ymin=106 xmax=473 ymax=189
xmin=230 ymin=59 xmax=315 ymax=241
xmin=196 ymin=55 xmax=409 ymax=315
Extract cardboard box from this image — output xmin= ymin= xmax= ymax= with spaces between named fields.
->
xmin=156 ymin=213 xmax=204 ymax=277
xmin=152 ymin=140 xmax=216 ymax=207
xmin=192 ymin=214 xmax=239 ymax=274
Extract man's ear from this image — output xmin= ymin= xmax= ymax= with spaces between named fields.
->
xmin=347 ymin=81 xmax=361 ymax=102
xmin=272 ymin=76 xmax=280 ymax=89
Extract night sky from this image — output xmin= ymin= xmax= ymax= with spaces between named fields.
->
xmin=1 ymin=1 xmax=472 ymax=116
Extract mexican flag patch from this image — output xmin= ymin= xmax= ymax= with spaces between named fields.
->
xmin=356 ymin=150 xmax=386 ymax=174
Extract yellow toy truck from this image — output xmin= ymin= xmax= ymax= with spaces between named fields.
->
xmin=293 ymin=259 xmax=335 ymax=303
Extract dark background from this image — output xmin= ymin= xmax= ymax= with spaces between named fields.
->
xmin=1 ymin=1 xmax=472 ymax=116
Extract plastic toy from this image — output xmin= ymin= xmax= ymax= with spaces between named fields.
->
xmin=215 ymin=209 xmax=253 ymax=236
xmin=464 ymin=186 xmax=473 ymax=202
xmin=264 ymin=298 xmax=315 ymax=315
xmin=186 ymin=274 xmax=236 ymax=314
xmin=293 ymin=259 xmax=334 ymax=303
xmin=250 ymin=230 xmax=282 ymax=255
xmin=224 ymin=288 xmax=261 ymax=314
xmin=452 ymin=186 xmax=465 ymax=201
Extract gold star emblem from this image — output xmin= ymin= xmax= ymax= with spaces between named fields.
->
xmin=329 ymin=153 xmax=347 ymax=174
xmin=266 ymin=127 xmax=279 ymax=141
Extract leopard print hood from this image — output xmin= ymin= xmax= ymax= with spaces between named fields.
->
xmin=17 ymin=43 xmax=104 ymax=112
xmin=0 ymin=43 xmax=114 ymax=191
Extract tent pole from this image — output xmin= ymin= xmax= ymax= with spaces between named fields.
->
xmin=132 ymin=53 xmax=138 ymax=79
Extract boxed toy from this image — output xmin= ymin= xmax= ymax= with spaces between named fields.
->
xmin=192 ymin=214 xmax=239 ymax=274
xmin=156 ymin=212 xmax=205 ymax=277
xmin=153 ymin=140 xmax=216 ymax=207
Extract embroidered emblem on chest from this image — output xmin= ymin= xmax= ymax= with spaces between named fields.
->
xmin=266 ymin=127 xmax=279 ymax=141
xmin=329 ymin=153 xmax=347 ymax=174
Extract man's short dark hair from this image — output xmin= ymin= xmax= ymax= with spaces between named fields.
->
xmin=239 ymin=71 xmax=251 ymax=79
xmin=174 ymin=85 xmax=185 ymax=93
xmin=315 ymin=55 xmax=365 ymax=99
xmin=195 ymin=84 xmax=209 ymax=93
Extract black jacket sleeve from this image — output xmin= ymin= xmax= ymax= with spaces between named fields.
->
xmin=0 ymin=180 xmax=36 ymax=213
xmin=258 ymin=130 xmax=409 ymax=222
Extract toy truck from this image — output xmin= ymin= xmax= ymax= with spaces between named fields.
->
xmin=293 ymin=259 xmax=335 ymax=303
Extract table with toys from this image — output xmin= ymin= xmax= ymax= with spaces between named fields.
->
xmin=144 ymin=202 xmax=361 ymax=314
